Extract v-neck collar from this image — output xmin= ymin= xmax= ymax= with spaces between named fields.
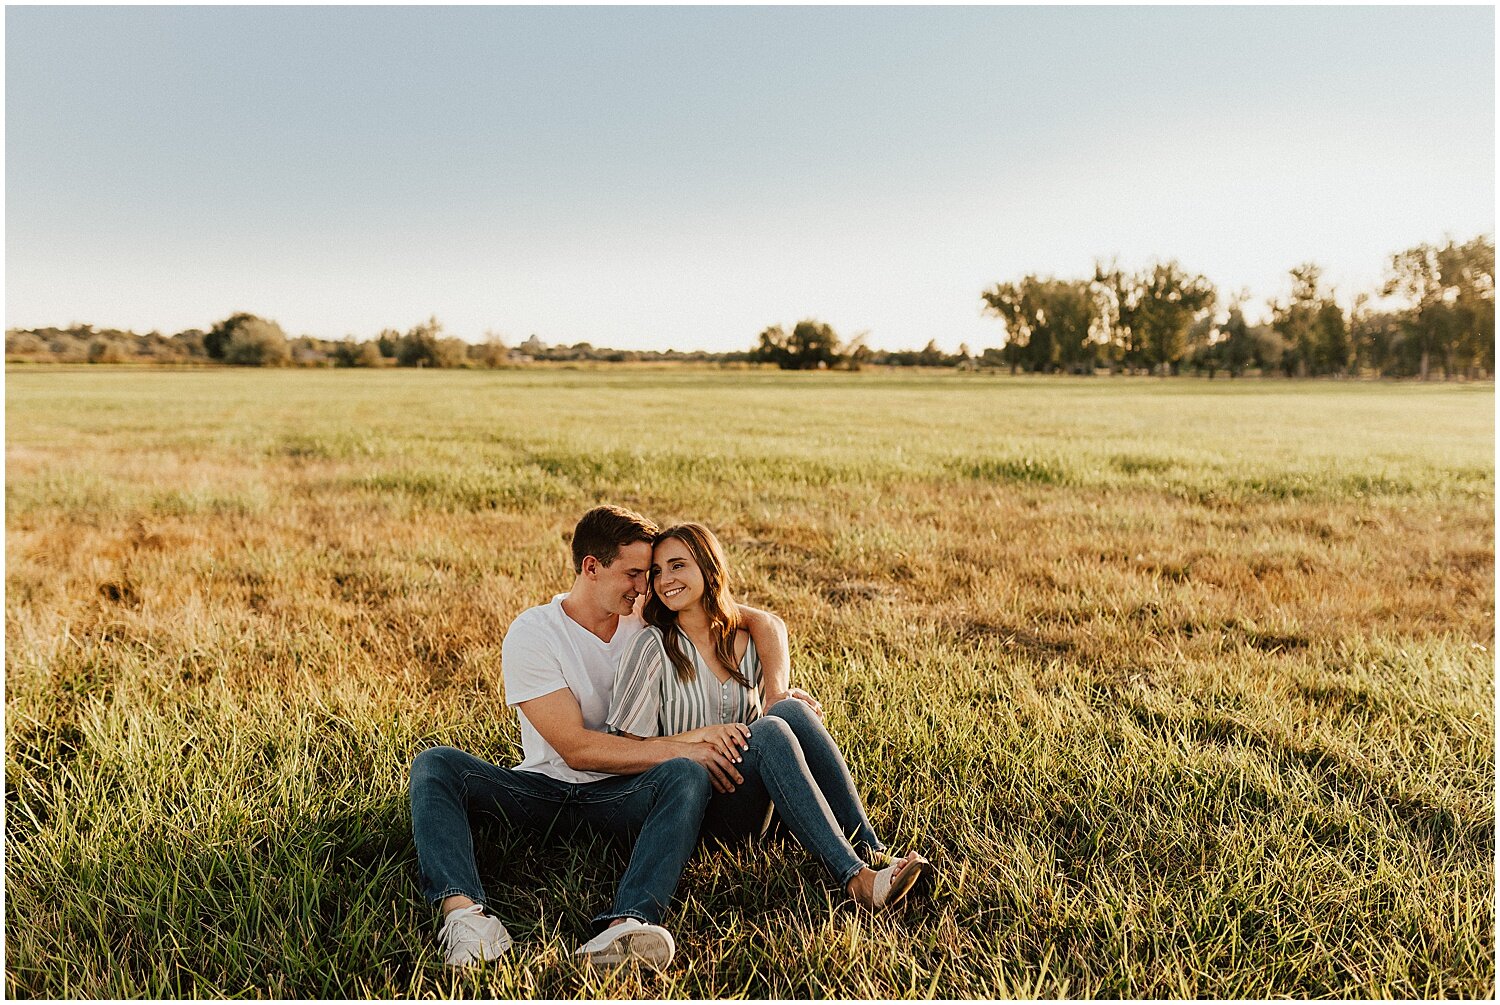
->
xmin=558 ymin=596 xmax=620 ymax=646
xmin=675 ymin=627 xmax=740 ymax=686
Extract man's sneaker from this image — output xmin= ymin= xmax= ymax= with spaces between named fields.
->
xmin=573 ymin=918 xmax=675 ymax=971
xmin=438 ymin=903 xmax=513 ymax=967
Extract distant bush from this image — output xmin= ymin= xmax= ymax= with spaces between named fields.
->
xmin=394 ymin=317 xmax=469 ymax=368
xmin=289 ymin=336 xmax=331 ymax=368
xmin=468 ymin=336 xmax=511 ymax=368
xmin=754 ymin=319 xmax=845 ymax=370
xmin=7 ymin=330 xmax=48 ymax=357
xmin=207 ymin=313 xmax=291 ymax=367
xmin=333 ymin=338 xmax=385 ymax=368
xmin=226 ymin=322 xmax=291 ymax=367
xmin=87 ymin=337 xmax=128 ymax=364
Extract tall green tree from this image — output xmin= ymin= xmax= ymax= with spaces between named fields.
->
xmin=1127 ymin=261 xmax=1216 ymax=375
xmin=980 ymin=280 xmax=1036 ymax=373
xmin=1092 ymin=265 xmax=1131 ymax=371
xmin=1437 ymin=235 xmax=1495 ymax=377
xmin=1217 ymin=293 xmax=1255 ymax=377
xmin=1382 ymin=244 xmax=1456 ymax=380
xmin=1313 ymin=300 xmax=1352 ymax=376
xmin=981 ymin=276 xmax=1100 ymax=373
xmin=1039 ymin=278 xmax=1100 ymax=373
xmin=753 ymin=325 xmax=792 ymax=368
xmin=1350 ymin=294 xmax=1404 ymax=376
xmin=1270 ymin=264 xmax=1328 ymax=377
xmin=1094 ymin=262 xmax=1200 ymax=373
xmin=787 ymin=319 xmax=843 ymax=369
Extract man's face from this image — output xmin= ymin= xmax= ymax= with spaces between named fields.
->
xmin=590 ymin=540 xmax=652 ymax=616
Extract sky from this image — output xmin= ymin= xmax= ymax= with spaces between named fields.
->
xmin=5 ymin=5 xmax=1495 ymax=353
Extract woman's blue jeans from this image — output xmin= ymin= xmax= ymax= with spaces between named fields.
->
xmin=408 ymin=747 xmax=711 ymax=929
xmin=703 ymin=698 xmax=887 ymax=889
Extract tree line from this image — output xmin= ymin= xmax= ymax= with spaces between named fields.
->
xmin=4 ymin=315 xmax=759 ymax=369
xmin=752 ymin=235 xmax=1494 ymax=379
xmin=8 ymin=234 xmax=1492 ymax=379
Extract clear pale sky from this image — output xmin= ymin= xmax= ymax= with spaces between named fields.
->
xmin=6 ymin=5 xmax=1494 ymax=352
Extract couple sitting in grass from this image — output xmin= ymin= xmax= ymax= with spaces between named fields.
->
xmin=409 ymin=505 xmax=932 ymax=970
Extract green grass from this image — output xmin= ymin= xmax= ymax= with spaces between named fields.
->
xmin=5 ymin=367 xmax=1494 ymax=997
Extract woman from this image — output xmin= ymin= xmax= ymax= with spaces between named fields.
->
xmin=608 ymin=522 xmax=930 ymax=911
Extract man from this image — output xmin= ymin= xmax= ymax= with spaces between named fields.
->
xmin=408 ymin=505 xmax=789 ymax=970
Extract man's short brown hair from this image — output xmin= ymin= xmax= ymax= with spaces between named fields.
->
xmin=571 ymin=505 xmax=657 ymax=573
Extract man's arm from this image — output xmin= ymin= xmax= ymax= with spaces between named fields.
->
xmin=737 ymin=604 xmax=789 ymax=699
xmin=517 ymin=688 xmax=744 ymax=792
xmin=737 ymin=603 xmax=822 ymax=717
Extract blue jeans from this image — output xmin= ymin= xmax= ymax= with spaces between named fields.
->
xmin=702 ymin=698 xmax=887 ymax=889
xmin=408 ymin=747 xmax=711 ymax=929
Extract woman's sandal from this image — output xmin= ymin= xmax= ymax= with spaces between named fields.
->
xmin=870 ymin=852 xmax=931 ymax=909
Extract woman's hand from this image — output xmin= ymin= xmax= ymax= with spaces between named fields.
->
xmin=681 ymin=723 xmax=751 ymax=762
xmin=765 ymin=687 xmax=823 ymax=719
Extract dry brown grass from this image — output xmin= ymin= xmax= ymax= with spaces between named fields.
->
xmin=5 ymin=367 xmax=1493 ymax=997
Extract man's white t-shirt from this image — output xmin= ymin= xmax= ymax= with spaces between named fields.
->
xmin=500 ymin=594 xmax=646 ymax=784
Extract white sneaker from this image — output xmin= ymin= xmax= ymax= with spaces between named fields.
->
xmin=438 ymin=903 xmax=513 ymax=967
xmin=573 ymin=918 xmax=675 ymax=971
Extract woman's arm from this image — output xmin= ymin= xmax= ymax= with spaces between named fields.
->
xmin=607 ymin=628 xmax=670 ymax=738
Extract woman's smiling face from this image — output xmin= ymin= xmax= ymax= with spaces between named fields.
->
xmin=651 ymin=536 xmax=705 ymax=613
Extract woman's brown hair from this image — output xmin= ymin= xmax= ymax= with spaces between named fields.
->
xmin=643 ymin=523 xmax=749 ymax=687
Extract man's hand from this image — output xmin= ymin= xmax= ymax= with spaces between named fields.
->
xmin=679 ymin=740 xmax=745 ymax=794
xmin=518 ymin=688 xmax=746 ymax=781
xmin=765 ymin=686 xmax=822 ymax=719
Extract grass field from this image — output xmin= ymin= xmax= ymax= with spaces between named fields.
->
xmin=5 ymin=366 xmax=1494 ymax=998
